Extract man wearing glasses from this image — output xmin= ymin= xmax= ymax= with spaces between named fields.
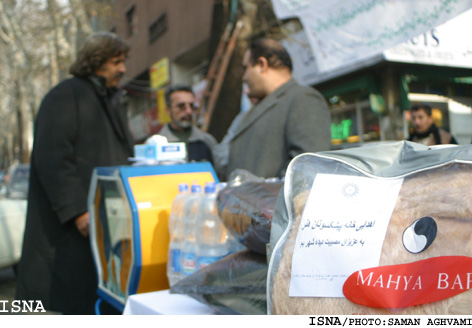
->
xmin=158 ymin=84 xmax=217 ymax=163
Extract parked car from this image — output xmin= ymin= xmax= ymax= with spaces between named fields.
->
xmin=0 ymin=170 xmax=5 ymax=186
xmin=3 ymin=164 xmax=30 ymax=199
xmin=0 ymin=164 xmax=30 ymax=271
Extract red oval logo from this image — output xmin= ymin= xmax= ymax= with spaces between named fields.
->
xmin=343 ymin=256 xmax=472 ymax=308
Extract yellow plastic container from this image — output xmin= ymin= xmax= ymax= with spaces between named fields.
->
xmin=88 ymin=162 xmax=218 ymax=311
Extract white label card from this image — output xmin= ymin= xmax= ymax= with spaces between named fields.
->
xmin=289 ymin=174 xmax=403 ymax=297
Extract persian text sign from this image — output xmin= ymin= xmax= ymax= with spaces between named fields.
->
xmin=272 ymin=0 xmax=472 ymax=73
xmin=289 ymin=174 xmax=403 ymax=297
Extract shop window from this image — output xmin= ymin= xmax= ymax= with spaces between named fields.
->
xmin=429 ymin=85 xmax=447 ymax=96
xmin=409 ymin=80 xmax=448 ymax=96
xmin=329 ymin=94 xmax=380 ymax=148
xmin=454 ymin=85 xmax=468 ymax=97
xmin=331 ymin=104 xmax=358 ymax=144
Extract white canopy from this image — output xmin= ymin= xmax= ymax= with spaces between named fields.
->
xmin=272 ymin=0 xmax=472 ymax=75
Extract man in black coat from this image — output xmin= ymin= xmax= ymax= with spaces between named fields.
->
xmin=15 ymin=32 xmax=135 ymax=314
xmin=408 ymin=104 xmax=458 ymax=146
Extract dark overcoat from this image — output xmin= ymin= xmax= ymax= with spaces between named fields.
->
xmin=227 ymin=79 xmax=331 ymax=178
xmin=15 ymin=76 xmax=134 ymax=314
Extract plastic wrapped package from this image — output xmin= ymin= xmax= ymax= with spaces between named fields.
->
xmin=268 ymin=141 xmax=472 ymax=315
xmin=217 ymin=171 xmax=284 ymax=255
xmin=170 ymin=249 xmax=267 ymax=315
xmin=226 ymin=168 xmax=265 ymax=186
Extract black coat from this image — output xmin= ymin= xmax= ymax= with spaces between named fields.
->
xmin=15 ymin=76 xmax=134 ymax=314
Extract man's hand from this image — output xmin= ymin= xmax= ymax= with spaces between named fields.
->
xmin=74 ymin=212 xmax=90 ymax=237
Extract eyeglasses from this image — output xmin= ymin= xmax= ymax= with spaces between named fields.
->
xmin=173 ymin=102 xmax=197 ymax=111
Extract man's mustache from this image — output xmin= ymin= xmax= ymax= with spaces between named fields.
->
xmin=180 ymin=115 xmax=192 ymax=121
xmin=114 ymin=72 xmax=124 ymax=79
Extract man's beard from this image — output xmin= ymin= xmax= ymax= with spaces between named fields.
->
xmin=175 ymin=119 xmax=192 ymax=129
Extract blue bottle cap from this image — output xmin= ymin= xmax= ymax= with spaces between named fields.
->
xmin=178 ymin=183 xmax=189 ymax=192
xmin=191 ymin=184 xmax=202 ymax=193
xmin=204 ymin=182 xmax=216 ymax=193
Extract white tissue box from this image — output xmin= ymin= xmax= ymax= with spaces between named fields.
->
xmin=157 ymin=143 xmax=186 ymax=161
xmin=134 ymin=142 xmax=186 ymax=161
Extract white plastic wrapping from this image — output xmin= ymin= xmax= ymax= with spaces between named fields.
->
xmin=268 ymin=141 xmax=472 ymax=315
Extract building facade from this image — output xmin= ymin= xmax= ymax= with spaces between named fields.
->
xmin=282 ymin=10 xmax=472 ymax=149
xmin=111 ymin=0 xmax=215 ymax=142
xmin=111 ymin=1 xmax=472 ymax=148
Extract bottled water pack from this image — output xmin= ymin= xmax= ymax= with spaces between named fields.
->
xmin=196 ymin=182 xmax=229 ymax=270
xmin=181 ymin=184 xmax=203 ymax=277
xmin=166 ymin=183 xmax=189 ymax=286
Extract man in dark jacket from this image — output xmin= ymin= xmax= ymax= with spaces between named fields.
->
xmin=157 ymin=84 xmax=217 ymax=163
xmin=225 ymin=38 xmax=331 ymax=179
xmin=408 ymin=104 xmax=458 ymax=146
xmin=15 ymin=32 xmax=135 ymax=314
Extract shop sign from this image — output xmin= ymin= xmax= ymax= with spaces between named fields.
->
xmin=192 ymin=79 xmax=207 ymax=109
xmin=129 ymin=107 xmax=161 ymax=141
xmin=157 ymin=88 xmax=169 ymax=124
xmin=150 ymin=57 xmax=169 ymax=89
xmin=273 ymin=0 xmax=472 ymax=78
xmin=192 ymin=79 xmax=207 ymax=126
xmin=383 ymin=9 xmax=472 ymax=69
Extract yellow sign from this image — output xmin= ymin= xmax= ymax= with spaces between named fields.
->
xmin=157 ymin=88 xmax=170 ymax=124
xmin=150 ymin=57 xmax=169 ymax=89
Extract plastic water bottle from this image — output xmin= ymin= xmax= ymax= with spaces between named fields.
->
xmin=215 ymin=182 xmax=228 ymax=193
xmin=180 ymin=184 xmax=202 ymax=276
xmin=167 ymin=183 xmax=189 ymax=286
xmin=196 ymin=182 xmax=230 ymax=270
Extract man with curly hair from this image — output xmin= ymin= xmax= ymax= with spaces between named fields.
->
xmin=16 ymin=32 xmax=135 ymax=314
